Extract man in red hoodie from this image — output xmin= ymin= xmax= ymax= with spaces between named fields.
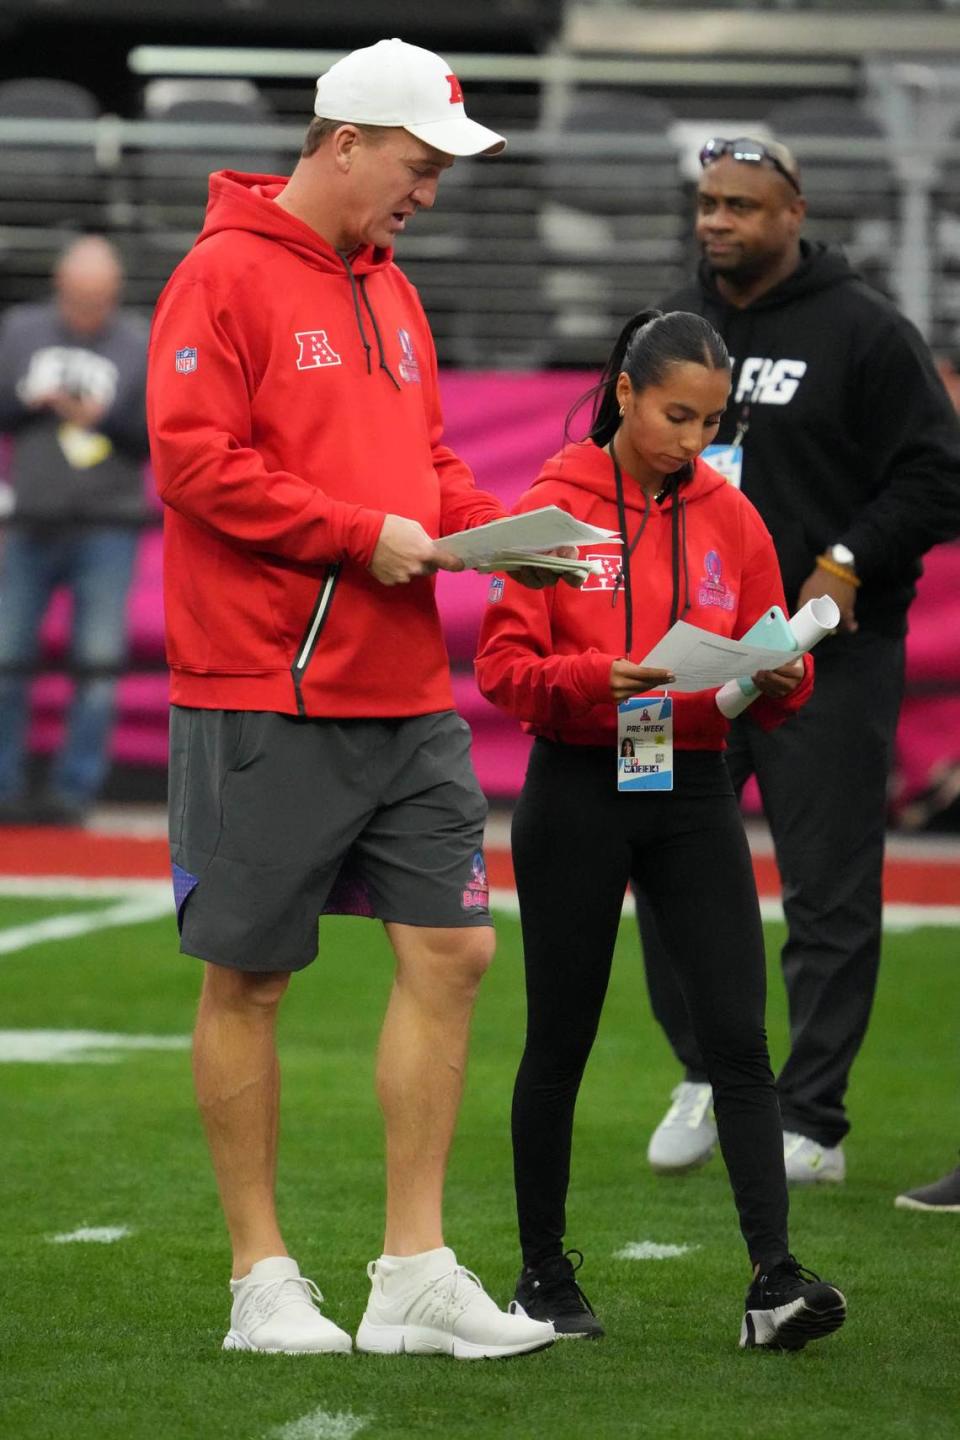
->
xmin=147 ymin=38 xmax=556 ymax=1359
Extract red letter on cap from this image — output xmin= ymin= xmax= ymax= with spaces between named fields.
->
xmin=446 ymin=73 xmax=464 ymax=105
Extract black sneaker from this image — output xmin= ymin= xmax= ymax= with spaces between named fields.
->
xmin=894 ymin=1163 xmax=960 ymax=1212
xmin=510 ymin=1250 xmax=604 ymax=1339
xmin=740 ymin=1255 xmax=846 ymax=1351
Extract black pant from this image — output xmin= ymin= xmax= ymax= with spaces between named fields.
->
xmin=512 ymin=741 xmax=790 ymax=1271
xmin=639 ymin=629 xmax=906 ymax=1147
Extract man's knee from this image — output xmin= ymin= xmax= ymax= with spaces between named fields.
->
xmin=389 ymin=923 xmax=495 ymax=997
xmin=200 ymin=962 xmax=292 ymax=1014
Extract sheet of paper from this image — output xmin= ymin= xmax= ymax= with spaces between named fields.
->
xmin=473 ymin=551 xmax=603 ymax=579
xmin=441 ymin=505 xmax=621 ymax=565
xmin=641 ymin=620 xmax=800 ymax=692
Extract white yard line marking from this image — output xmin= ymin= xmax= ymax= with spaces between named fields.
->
xmin=269 ymin=1409 xmax=369 ymax=1440
xmin=0 ymin=892 xmax=171 ymax=956
xmin=0 ymin=876 xmax=168 ymax=897
xmin=490 ymin=889 xmax=960 ymax=929
xmin=49 ymin=1226 xmax=132 ymax=1244
xmin=0 ymin=1029 xmax=190 ymax=1063
xmin=615 ymin=1241 xmax=699 ymax=1261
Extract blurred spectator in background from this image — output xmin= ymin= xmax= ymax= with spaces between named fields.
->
xmin=0 ymin=235 xmax=149 ymax=825
xmin=637 ymin=137 xmax=960 ymax=1186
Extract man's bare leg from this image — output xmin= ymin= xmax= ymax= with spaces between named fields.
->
xmin=192 ymin=962 xmax=291 ymax=1278
xmin=378 ymin=923 xmax=494 ymax=1255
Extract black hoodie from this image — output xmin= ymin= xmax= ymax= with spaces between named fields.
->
xmin=660 ymin=241 xmax=960 ymax=635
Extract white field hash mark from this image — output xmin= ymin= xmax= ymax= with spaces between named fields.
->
xmin=0 ymin=889 xmax=171 ymax=956
xmin=269 ymin=1409 xmax=369 ymax=1440
xmin=0 ymin=1030 xmax=190 ymax=1064
xmin=615 ymin=1241 xmax=699 ymax=1261
xmin=50 ymin=1226 xmax=132 ymax=1244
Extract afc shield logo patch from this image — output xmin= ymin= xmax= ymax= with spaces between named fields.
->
xmin=295 ymin=330 xmax=342 ymax=370
xmin=175 ymin=347 xmax=197 ymax=374
xmin=580 ymin=553 xmax=622 ymax=590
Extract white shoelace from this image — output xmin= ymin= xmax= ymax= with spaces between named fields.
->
xmin=374 ymin=1263 xmax=485 ymax=1327
xmin=241 ymin=1273 xmax=325 ymax=1324
xmin=664 ymin=1083 xmax=713 ymax=1130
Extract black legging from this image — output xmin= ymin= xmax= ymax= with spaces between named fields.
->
xmin=511 ymin=740 xmax=790 ymax=1271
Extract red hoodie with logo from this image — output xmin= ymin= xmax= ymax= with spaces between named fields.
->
xmin=475 ymin=441 xmax=813 ymax=749
xmin=147 ymin=170 xmax=504 ymax=717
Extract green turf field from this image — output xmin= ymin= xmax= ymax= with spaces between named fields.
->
xmin=2 ymin=895 xmax=958 ymax=1439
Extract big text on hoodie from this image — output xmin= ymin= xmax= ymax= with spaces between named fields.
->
xmin=147 ymin=170 xmax=505 ymax=717
xmin=474 ymin=441 xmax=813 ymax=750
xmin=660 ymin=241 xmax=960 ymax=636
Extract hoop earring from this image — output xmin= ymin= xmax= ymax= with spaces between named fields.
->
xmin=618 ymin=405 xmax=625 ymax=417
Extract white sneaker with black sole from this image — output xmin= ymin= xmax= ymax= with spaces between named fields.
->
xmin=740 ymin=1255 xmax=846 ymax=1351
xmin=223 ymin=1255 xmax=352 ymax=1354
xmin=355 ymin=1246 xmax=555 ymax=1359
xmin=783 ymin=1131 xmax=846 ymax=1185
xmin=647 ymin=1082 xmax=717 ymax=1174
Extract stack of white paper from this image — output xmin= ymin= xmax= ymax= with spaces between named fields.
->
xmin=442 ymin=505 xmax=621 ymax=580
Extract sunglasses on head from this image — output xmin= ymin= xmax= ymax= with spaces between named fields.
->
xmin=699 ymin=137 xmax=802 ymax=194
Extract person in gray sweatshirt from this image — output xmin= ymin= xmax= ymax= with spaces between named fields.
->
xmin=0 ymin=235 xmax=150 ymax=824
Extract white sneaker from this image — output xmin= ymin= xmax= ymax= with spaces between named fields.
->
xmin=223 ymin=1256 xmax=353 ymax=1353
xmin=783 ymin=1131 xmax=846 ymax=1185
xmin=355 ymin=1246 xmax=555 ymax=1359
xmin=647 ymin=1082 xmax=717 ymax=1174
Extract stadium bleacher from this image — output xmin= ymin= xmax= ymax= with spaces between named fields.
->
xmin=1 ymin=1 xmax=959 ymax=814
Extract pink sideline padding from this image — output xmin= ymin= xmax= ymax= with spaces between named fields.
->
xmin=13 ymin=375 xmax=960 ymax=805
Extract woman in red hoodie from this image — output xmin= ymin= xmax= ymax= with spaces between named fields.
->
xmin=475 ymin=310 xmax=847 ymax=1351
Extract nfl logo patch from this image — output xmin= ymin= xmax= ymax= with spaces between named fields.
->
xmin=487 ymin=576 xmax=505 ymax=603
xmin=175 ymin=346 xmax=197 ymax=374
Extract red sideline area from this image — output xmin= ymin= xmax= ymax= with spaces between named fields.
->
xmin=0 ymin=826 xmax=957 ymax=906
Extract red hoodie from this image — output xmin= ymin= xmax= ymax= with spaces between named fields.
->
xmin=147 ymin=170 xmax=504 ymax=717
xmin=475 ymin=441 xmax=813 ymax=749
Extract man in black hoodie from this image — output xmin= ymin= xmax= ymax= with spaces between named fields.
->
xmin=639 ymin=137 xmax=960 ymax=1184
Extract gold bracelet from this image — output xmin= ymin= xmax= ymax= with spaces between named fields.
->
xmin=816 ymin=553 xmax=861 ymax=587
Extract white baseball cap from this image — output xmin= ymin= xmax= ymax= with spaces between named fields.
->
xmin=313 ymin=37 xmax=506 ymax=157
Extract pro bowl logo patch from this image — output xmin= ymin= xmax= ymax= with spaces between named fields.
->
xmin=487 ymin=576 xmax=505 ymax=603
xmin=461 ymin=850 xmax=489 ymax=911
xmin=175 ymin=346 xmax=197 ymax=374
xmin=397 ymin=328 xmax=421 ymax=384
xmin=698 ymin=548 xmax=736 ymax=611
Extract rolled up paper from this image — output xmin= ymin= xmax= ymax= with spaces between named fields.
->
xmin=715 ymin=594 xmax=841 ymax=719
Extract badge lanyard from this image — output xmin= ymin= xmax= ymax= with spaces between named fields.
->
xmin=610 ymin=447 xmax=674 ymax=792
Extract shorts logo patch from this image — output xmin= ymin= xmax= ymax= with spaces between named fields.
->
xmin=462 ymin=850 xmax=489 ymax=910
xmin=487 ymin=576 xmax=505 ymax=603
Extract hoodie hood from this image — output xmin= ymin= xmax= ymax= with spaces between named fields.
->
xmin=530 ymin=439 xmax=729 ymax=515
xmin=195 ymin=170 xmax=394 ymax=276
xmin=194 ymin=170 xmax=401 ymax=388
xmin=696 ymin=239 xmax=855 ymax=315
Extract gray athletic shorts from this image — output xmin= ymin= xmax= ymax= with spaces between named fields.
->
xmin=168 ymin=707 xmax=492 ymax=973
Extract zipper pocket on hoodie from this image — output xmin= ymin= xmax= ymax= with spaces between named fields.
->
xmin=291 ymin=564 xmax=340 ymax=715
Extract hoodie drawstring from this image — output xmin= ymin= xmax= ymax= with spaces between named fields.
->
xmin=668 ymin=492 xmax=692 ymax=628
xmin=337 ymin=250 xmax=374 ymax=375
xmin=359 ymin=277 xmax=402 ymax=392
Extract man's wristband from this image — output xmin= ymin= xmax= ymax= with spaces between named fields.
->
xmin=816 ymin=553 xmax=861 ymax=587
